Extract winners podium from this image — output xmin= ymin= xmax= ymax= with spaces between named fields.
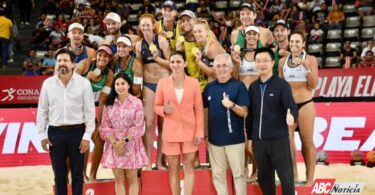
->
xmin=54 ymin=169 xmax=312 ymax=195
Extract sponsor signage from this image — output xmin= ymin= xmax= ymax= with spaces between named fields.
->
xmin=313 ymin=68 xmax=375 ymax=98
xmin=0 ymin=69 xmax=374 ymax=105
xmin=0 ymin=76 xmax=48 ymax=105
xmin=1 ymin=103 xmax=375 ymax=167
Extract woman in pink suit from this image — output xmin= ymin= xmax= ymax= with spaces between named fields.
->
xmin=154 ymin=51 xmax=204 ymax=195
xmin=99 ymin=72 xmax=148 ymax=195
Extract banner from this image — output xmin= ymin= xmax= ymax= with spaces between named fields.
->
xmin=0 ymin=76 xmax=48 ymax=105
xmin=313 ymin=68 xmax=375 ymax=98
xmin=0 ymin=69 xmax=373 ymax=105
xmin=1 ymin=102 xmax=375 ymax=167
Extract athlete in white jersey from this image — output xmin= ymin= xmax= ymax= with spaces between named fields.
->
xmin=279 ymin=31 xmax=318 ymax=186
xmin=232 ymin=25 xmax=262 ymax=183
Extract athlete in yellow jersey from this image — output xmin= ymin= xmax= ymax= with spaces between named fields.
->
xmin=176 ymin=10 xmax=208 ymax=91
xmin=157 ymin=0 xmax=182 ymax=51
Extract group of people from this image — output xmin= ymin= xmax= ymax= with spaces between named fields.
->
xmin=36 ymin=1 xmax=320 ymax=195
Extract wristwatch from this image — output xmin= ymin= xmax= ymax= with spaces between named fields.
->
xmin=123 ymin=137 xmax=129 ymax=143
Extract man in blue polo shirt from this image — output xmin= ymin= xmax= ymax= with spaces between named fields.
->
xmin=203 ymin=53 xmax=249 ymax=195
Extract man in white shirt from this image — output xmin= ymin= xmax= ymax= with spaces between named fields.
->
xmin=37 ymin=48 xmax=95 ymax=195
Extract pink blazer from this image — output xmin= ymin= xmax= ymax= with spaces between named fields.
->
xmin=154 ymin=76 xmax=204 ymax=142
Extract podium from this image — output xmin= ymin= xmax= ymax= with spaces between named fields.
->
xmin=247 ymin=183 xmax=313 ymax=195
xmin=53 ymin=179 xmax=140 ymax=195
xmin=141 ymin=169 xmax=234 ymax=195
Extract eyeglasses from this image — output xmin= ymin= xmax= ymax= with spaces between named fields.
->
xmin=255 ymin=59 xmax=273 ymax=63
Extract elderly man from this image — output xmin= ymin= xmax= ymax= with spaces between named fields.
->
xmin=203 ymin=53 xmax=249 ymax=195
xmin=37 ymin=48 xmax=95 ymax=195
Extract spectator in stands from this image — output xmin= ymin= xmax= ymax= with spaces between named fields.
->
xmin=49 ymin=24 xmax=66 ymax=46
xmin=339 ymin=40 xmax=359 ymax=68
xmin=0 ymin=7 xmax=12 ymax=69
xmin=54 ymin=14 xmax=68 ymax=31
xmin=297 ymin=0 xmax=311 ymax=12
xmin=196 ymin=0 xmax=210 ymax=18
xmin=309 ymin=0 xmax=325 ymax=12
xmin=31 ymin=23 xmax=51 ymax=50
xmin=270 ymin=0 xmax=286 ymax=19
xmin=309 ymin=23 xmax=324 ymax=44
xmin=42 ymin=0 xmax=59 ymax=15
xmin=18 ymin=0 xmax=34 ymax=25
xmin=327 ymin=4 xmax=345 ymax=30
xmin=361 ymin=39 xmax=375 ymax=59
xmin=311 ymin=3 xmax=329 ymax=31
xmin=80 ymin=3 xmax=95 ymax=20
xmin=358 ymin=0 xmax=374 ymax=17
xmin=35 ymin=14 xmax=47 ymax=30
xmin=22 ymin=49 xmax=41 ymax=75
xmin=41 ymin=50 xmax=56 ymax=75
xmin=87 ymin=18 xmax=99 ymax=34
xmin=358 ymin=50 xmax=375 ymax=68
xmin=139 ymin=0 xmax=155 ymax=15
xmin=186 ymin=0 xmax=199 ymax=12
xmin=59 ymin=0 xmax=74 ymax=15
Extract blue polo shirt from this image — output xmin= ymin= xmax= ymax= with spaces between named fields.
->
xmin=203 ymin=78 xmax=250 ymax=146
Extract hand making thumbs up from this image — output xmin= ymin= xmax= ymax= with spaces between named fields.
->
xmin=163 ymin=100 xmax=173 ymax=115
xmin=286 ymin=108 xmax=294 ymax=126
xmin=222 ymin=92 xmax=235 ymax=109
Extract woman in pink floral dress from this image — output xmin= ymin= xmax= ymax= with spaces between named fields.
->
xmin=99 ymin=72 xmax=148 ymax=195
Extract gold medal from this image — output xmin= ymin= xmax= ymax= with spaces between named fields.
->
xmin=166 ymin=31 xmax=173 ymax=39
xmin=149 ymin=44 xmax=157 ymax=53
xmin=192 ymin=47 xmax=200 ymax=55
xmin=177 ymin=36 xmax=185 ymax=43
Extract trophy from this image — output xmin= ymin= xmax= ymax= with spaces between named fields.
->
xmin=316 ymin=150 xmax=329 ymax=165
xmin=350 ymin=150 xmax=365 ymax=166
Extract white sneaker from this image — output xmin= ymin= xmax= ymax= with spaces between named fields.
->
xmin=25 ymin=22 xmax=30 ymax=25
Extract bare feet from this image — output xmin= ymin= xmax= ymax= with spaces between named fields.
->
xmin=304 ymin=180 xmax=314 ymax=187
xmin=83 ymin=175 xmax=89 ymax=183
xmin=88 ymin=176 xmax=97 ymax=183
xmin=246 ymin=173 xmax=258 ymax=183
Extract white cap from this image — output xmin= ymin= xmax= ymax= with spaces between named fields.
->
xmin=117 ymin=36 xmax=132 ymax=47
xmin=104 ymin=12 xmax=121 ymax=23
xmin=179 ymin=10 xmax=196 ymax=19
xmin=68 ymin=23 xmax=84 ymax=32
xmin=244 ymin=25 xmax=260 ymax=34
